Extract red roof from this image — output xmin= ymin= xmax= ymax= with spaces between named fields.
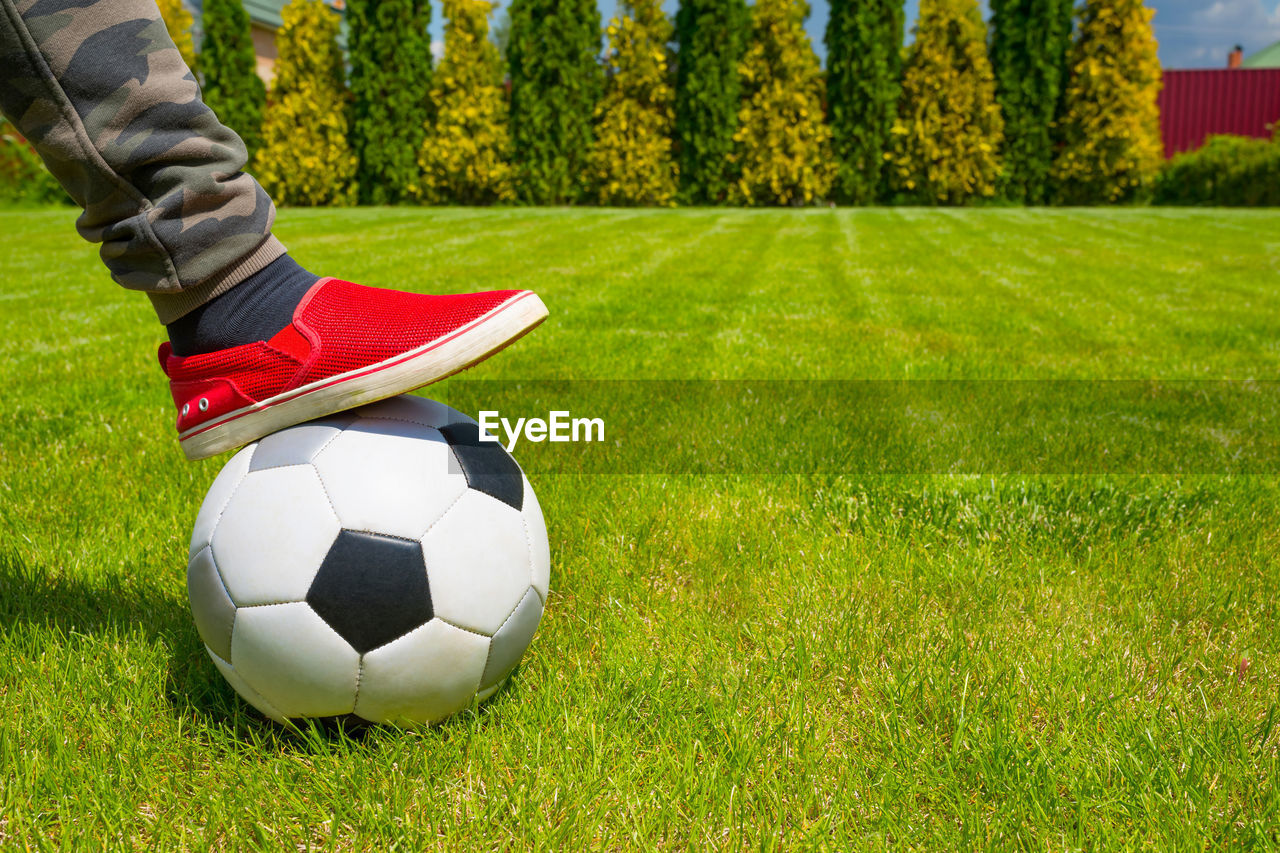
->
xmin=1158 ymin=69 xmax=1280 ymax=157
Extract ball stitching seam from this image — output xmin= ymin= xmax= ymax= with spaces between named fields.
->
xmin=351 ymin=658 xmax=366 ymax=715
xmin=480 ymin=586 xmax=536 ymax=685
xmin=334 ymin=529 xmax=422 ymax=544
xmin=306 ymin=461 xmax=343 ymax=527
xmin=200 ymin=447 xmax=255 ymax=555
xmin=311 ymin=423 xmax=349 ymax=461
xmin=435 ymin=616 xmax=491 ymax=640
xmin=416 ymin=487 xmax=470 ymax=541
xmin=202 ymin=545 xmax=238 ymax=659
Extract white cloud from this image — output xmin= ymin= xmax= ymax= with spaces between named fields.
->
xmin=1152 ymin=0 xmax=1280 ymax=66
xmin=431 ymin=39 xmax=444 ymax=62
xmin=1195 ymin=0 xmax=1280 ymax=31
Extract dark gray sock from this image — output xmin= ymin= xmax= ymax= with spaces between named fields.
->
xmin=167 ymin=255 xmax=320 ymax=356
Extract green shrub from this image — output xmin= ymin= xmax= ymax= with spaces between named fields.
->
xmin=730 ymin=0 xmax=833 ymax=206
xmin=824 ymin=0 xmax=903 ymax=204
xmin=255 ymin=0 xmax=358 ymax=206
xmin=1154 ymin=136 xmax=1280 ymax=207
xmin=348 ymin=0 xmax=433 ymax=204
xmin=0 ymin=119 xmax=68 ymax=206
xmin=589 ymin=0 xmax=679 ymax=206
xmin=507 ymin=0 xmax=602 ymax=204
xmin=418 ymin=0 xmax=515 ymax=205
xmin=989 ymin=0 xmax=1073 ymax=204
xmin=887 ymin=0 xmax=1003 ymax=205
xmin=1051 ymin=0 xmax=1161 ymax=204
xmin=674 ymin=0 xmax=750 ymax=204
xmin=200 ymin=0 xmax=266 ymax=160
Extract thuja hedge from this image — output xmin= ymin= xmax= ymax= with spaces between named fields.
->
xmin=2 ymin=0 xmax=1277 ymax=209
xmin=1154 ymin=135 xmax=1280 ymax=207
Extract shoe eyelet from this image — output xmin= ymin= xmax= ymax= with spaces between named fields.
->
xmin=181 ymin=404 xmax=189 ymax=416
xmin=198 ymin=398 xmax=209 ymax=413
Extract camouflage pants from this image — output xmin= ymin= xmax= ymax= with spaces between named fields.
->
xmin=0 ymin=0 xmax=282 ymax=322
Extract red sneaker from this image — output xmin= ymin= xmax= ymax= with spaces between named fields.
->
xmin=159 ymin=279 xmax=548 ymax=460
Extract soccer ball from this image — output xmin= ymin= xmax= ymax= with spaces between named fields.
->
xmin=185 ymin=395 xmax=549 ymax=726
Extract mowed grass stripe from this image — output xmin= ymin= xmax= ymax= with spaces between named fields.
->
xmin=969 ymin=211 xmax=1267 ymax=376
xmin=702 ymin=211 xmax=835 ymax=377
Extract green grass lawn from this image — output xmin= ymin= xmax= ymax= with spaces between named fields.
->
xmin=2 ymin=207 xmax=1279 ymax=848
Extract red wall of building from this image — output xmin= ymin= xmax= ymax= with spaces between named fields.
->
xmin=1158 ymin=69 xmax=1280 ymax=157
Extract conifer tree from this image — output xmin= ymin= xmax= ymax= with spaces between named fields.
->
xmin=200 ymin=0 xmax=265 ymax=159
xmin=418 ymin=0 xmax=515 ymax=204
xmin=589 ymin=0 xmax=679 ymax=206
xmin=730 ymin=0 xmax=832 ymax=205
xmin=348 ymin=0 xmax=433 ymax=204
xmin=824 ymin=0 xmax=902 ymax=204
xmin=673 ymin=0 xmax=748 ymax=203
xmin=888 ymin=0 xmax=1003 ymax=204
xmin=507 ymin=0 xmax=602 ymax=203
xmin=157 ymin=0 xmax=197 ymax=71
xmin=989 ymin=0 xmax=1073 ymax=203
xmin=1051 ymin=0 xmax=1161 ymax=203
xmin=255 ymin=0 xmax=358 ymax=206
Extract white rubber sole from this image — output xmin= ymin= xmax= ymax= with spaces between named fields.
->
xmin=179 ymin=291 xmax=548 ymax=461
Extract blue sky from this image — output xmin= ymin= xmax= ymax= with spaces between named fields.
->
xmin=438 ymin=0 xmax=1280 ymax=69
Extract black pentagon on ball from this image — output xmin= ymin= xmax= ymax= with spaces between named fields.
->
xmin=439 ymin=422 xmax=524 ymax=511
xmin=306 ymin=530 xmax=433 ymax=654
